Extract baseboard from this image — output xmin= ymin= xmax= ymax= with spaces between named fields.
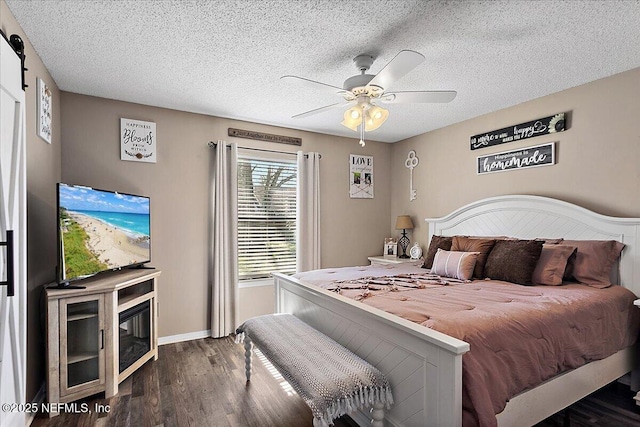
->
xmin=350 ymin=408 xmax=399 ymax=427
xmin=158 ymin=329 xmax=211 ymax=345
xmin=27 ymin=382 xmax=46 ymax=426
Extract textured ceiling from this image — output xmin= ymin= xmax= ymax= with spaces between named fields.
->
xmin=6 ymin=0 xmax=640 ymax=143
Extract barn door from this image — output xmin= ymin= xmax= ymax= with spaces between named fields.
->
xmin=0 ymin=33 xmax=27 ymax=427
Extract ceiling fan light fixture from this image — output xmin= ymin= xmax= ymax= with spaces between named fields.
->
xmin=341 ymin=106 xmax=362 ymax=131
xmin=364 ymin=105 xmax=389 ymax=131
xmin=284 ymin=49 xmax=455 ymax=146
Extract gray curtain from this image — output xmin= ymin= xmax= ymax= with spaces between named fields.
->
xmin=296 ymin=151 xmax=321 ymax=272
xmin=210 ymin=141 xmax=239 ymax=338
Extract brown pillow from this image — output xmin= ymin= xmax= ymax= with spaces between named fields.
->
xmin=467 ymin=235 xmax=514 ymax=240
xmin=532 ymin=244 xmax=577 ymax=285
xmin=562 ymin=240 xmax=625 ymax=288
xmin=535 ymin=238 xmax=564 ymax=245
xmin=483 ymin=239 xmax=544 ymax=285
xmin=431 ymin=249 xmax=479 ymax=281
xmin=562 ymin=250 xmax=578 ymax=280
xmin=451 ymin=236 xmax=495 ymax=278
xmin=422 ymin=235 xmax=453 ymax=269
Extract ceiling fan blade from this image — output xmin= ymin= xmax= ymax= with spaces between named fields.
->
xmin=367 ymin=50 xmax=425 ymax=89
xmin=291 ymin=102 xmax=347 ymax=119
xmin=281 ymin=75 xmax=344 ymax=93
xmin=381 ymin=90 xmax=457 ymax=104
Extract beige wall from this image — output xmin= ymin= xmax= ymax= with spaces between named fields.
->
xmin=1 ymin=0 xmax=62 ymax=402
xmin=390 ymin=67 xmax=640 ymax=250
xmin=60 ymin=92 xmax=392 ymax=336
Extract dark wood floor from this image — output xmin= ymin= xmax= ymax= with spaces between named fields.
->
xmin=534 ymin=381 xmax=640 ymax=427
xmin=32 ymin=337 xmax=640 ymax=427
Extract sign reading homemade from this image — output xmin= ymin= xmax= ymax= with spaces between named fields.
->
xmin=470 ymin=113 xmax=565 ymax=150
xmin=477 ymin=143 xmax=555 ymax=175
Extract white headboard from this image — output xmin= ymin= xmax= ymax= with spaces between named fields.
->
xmin=426 ymin=195 xmax=640 ymax=297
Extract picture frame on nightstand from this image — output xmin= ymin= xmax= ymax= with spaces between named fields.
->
xmin=383 ymin=238 xmax=397 ymax=257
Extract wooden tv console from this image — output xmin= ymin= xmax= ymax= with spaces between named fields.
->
xmin=45 ymin=269 xmax=160 ymax=416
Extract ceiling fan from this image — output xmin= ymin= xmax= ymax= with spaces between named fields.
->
xmin=281 ymin=50 xmax=456 ymax=146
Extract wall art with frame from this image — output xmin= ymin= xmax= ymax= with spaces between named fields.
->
xmin=349 ymin=154 xmax=373 ymax=198
xmin=37 ymin=78 xmax=52 ymax=143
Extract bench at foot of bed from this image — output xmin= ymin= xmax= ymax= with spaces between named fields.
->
xmin=236 ymin=313 xmax=394 ymax=427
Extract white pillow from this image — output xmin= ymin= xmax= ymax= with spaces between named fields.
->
xmin=431 ymin=249 xmax=479 ymax=281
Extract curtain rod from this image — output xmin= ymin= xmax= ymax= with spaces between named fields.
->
xmin=207 ymin=141 xmax=321 ymax=158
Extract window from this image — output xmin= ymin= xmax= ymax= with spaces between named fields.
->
xmin=237 ymin=156 xmax=297 ymax=281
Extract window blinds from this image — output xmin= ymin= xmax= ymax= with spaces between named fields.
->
xmin=237 ymin=157 xmax=297 ymax=280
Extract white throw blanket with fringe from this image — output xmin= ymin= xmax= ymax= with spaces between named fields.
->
xmin=236 ymin=313 xmax=393 ymax=427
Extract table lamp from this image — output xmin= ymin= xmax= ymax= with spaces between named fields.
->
xmin=395 ymin=215 xmax=414 ymax=258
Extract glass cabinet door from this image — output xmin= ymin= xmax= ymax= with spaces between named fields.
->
xmin=59 ymin=294 xmax=105 ymax=396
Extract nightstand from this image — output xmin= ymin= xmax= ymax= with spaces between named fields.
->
xmin=368 ymin=256 xmax=421 ymax=266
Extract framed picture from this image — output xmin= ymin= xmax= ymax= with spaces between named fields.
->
xmin=383 ymin=238 xmax=397 ymax=257
xmin=350 ymin=154 xmax=374 ymax=198
xmin=120 ymin=118 xmax=157 ymax=163
xmin=37 ymin=78 xmax=52 ymax=143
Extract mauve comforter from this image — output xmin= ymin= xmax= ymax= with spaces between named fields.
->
xmin=294 ymin=264 xmax=640 ymax=427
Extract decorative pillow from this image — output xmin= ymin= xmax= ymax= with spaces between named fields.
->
xmin=483 ymin=239 xmax=544 ymax=285
xmin=422 ymin=235 xmax=453 ymax=269
xmin=535 ymin=238 xmax=564 ymax=245
xmin=532 ymin=244 xmax=577 ymax=285
xmin=431 ymin=249 xmax=479 ymax=281
xmin=561 ymin=240 xmax=625 ymax=288
xmin=451 ymin=236 xmax=496 ymax=278
xmin=467 ymin=235 xmax=514 ymax=240
xmin=562 ymin=251 xmax=578 ymax=281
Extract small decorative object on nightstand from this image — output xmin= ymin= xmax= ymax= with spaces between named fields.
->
xmin=395 ymin=215 xmax=414 ymax=258
xmin=409 ymin=242 xmax=422 ymax=260
xmin=383 ymin=237 xmax=398 ymax=257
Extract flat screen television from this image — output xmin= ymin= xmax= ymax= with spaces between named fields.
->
xmin=57 ymin=183 xmax=151 ymax=285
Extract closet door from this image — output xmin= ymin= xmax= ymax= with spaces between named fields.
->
xmin=0 ymin=34 xmax=27 ymax=427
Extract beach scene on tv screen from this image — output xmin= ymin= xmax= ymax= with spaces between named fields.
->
xmin=59 ymin=184 xmax=150 ymax=280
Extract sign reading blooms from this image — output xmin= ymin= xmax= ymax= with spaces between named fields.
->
xmin=120 ymin=118 xmax=156 ymax=163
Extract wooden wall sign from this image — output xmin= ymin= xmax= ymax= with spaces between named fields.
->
xmin=470 ymin=113 xmax=565 ymax=150
xmin=477 ymin=142 xmax=555 ymax=175
xmin=228 ymin=128 xmax=301 ymax=146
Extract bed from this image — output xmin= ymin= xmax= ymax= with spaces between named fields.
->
xmin=272 ymin=195 xmax=640 ymax=427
